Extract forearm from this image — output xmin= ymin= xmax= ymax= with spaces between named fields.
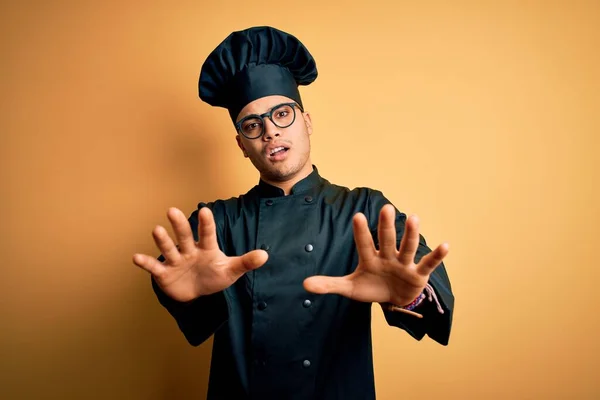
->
xmin=151 ymin=276 xmax=229 ymax=346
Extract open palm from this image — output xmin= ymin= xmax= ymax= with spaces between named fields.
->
xmin=303 ymin=204 xmax=449 ymax=307
xmin=133 ymin=207 xmax=268 ymax=302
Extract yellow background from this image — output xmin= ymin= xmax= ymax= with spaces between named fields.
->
xmin=1 ymin=1 xmax=599 ymax=399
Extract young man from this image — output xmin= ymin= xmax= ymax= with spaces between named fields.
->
xmin=133 ymin=26 xmax=454 ymax=399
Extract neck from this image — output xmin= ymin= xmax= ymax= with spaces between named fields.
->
xmin=261 ymin=163 xmax=314 ymax=195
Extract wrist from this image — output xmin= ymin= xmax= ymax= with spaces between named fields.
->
xmin=401 ymin=292 xmax=426 ymax=310
xmin=381 ymin=283 xmax=444 ymax=318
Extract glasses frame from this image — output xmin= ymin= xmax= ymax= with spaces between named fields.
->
xmin=235 ymin=102 xmax=304 ymax=139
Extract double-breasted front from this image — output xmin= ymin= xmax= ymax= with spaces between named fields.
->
xmin=152 ymin=166 xmax=454 ymax=399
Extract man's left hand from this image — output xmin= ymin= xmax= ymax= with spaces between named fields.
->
xmin=303 ymin=204 xmax=449 ymax=307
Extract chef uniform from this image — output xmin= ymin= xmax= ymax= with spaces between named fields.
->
xmin=152 ymin=26 xmax=454 ymax=400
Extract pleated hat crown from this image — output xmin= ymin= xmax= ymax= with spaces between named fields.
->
xmin=198 ymin=26 xmax=318 ymax=122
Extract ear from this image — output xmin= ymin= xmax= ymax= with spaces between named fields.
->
xmin=236 ymin=135 xmax=249 ymax=158
xmin=302 ymin=112 xmax=313 ymax=136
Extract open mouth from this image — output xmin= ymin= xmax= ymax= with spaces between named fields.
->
xmin=268 ymin=146 xmax=289 ymax=160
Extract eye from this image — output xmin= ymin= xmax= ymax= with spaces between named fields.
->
xmin=242 ymin=119 xmax=262 ymax=131
xmin=276 ymin=110 xmax=289 ymax=118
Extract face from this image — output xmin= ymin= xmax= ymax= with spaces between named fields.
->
xmin=235 ymin=95 xmax=313 ymax=183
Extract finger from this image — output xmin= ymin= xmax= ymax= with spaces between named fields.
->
xmin=416 ymin=242 xmax=449 ymax=276
xmin=353 ymin=213 xmax=376 ymax=262
xmin=303 ymin=276 xmax=354 ymax=298
xmin=132 ymin=253 xmax=167 ymax=276
xmin=228 ymin=249 xmax=269 ymax=276
xmin=197 ymin=207 xmax=219 ymax=250
xmin=398 ymin=215 xmax=420 ymax=266
xmin=378 ymin=204 xmax=399 ymax=259
xmin=167 ymin=207 xmax=195 ymax=254
xmin=152 ymin=225 xmax=181 ymax=264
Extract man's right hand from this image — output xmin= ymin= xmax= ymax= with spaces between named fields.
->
xmin=133 ymin=207 xmax=268 ymax=303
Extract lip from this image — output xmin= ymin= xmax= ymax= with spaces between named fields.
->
xmin=265 ymin=142 xmax=291 ymax=162
xmin=264 ymin=142 xmax=291 ymax=157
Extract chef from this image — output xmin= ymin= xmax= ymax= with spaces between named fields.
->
xmin=133 ymin=25 xmax=454 ymax=400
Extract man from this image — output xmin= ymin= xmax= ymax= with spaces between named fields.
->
xmin=133 ymin=26 xmax=454 ymax=399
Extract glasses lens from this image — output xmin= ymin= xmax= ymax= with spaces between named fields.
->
xmin=271 ymin=104 xmax=295 ymax=128
xmin=241 ymin=117 xmax=263 ymax=138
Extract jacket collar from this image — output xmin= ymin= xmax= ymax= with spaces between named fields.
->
xmin=256 ymin=165 xmax=323 ymax=197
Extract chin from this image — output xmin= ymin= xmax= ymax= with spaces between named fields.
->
xmin=264 ymin=166 xmax=296 ymax=181
xmin=262 ymin=162 xmax=304 ymax=182
xmin=248 ymin=152 xmax=310 ymax=182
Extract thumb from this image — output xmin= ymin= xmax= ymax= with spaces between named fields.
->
xmin=303 ymin=276 xmax=354 ymax=298
xmin=229 ymin=249 xmax=269 ymax=275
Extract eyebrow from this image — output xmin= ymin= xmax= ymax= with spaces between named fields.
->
xmin=239 ymin=103 xmax=285 ymax=120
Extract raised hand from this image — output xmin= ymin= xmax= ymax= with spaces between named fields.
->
xmin=133 ymin=207 xmax=268 ymax=302
xmin=303 ymin=204 xmax=449 ymax=307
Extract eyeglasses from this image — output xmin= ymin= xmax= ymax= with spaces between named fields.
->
xmin=235 ymin=102 xmax=304 ymax=139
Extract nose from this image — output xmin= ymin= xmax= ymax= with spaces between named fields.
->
xmin=262 ymin=118 xmax=280 ymax=141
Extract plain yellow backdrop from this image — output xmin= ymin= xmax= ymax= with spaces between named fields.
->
xmin=1 ymin=1 xmax=598 ymax=399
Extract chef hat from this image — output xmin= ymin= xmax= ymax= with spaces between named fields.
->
xmin=198 ymin=26 xmax=318 ymax=123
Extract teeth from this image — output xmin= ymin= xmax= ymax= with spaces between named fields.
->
xmin=270 ymin=146 xmax=285 ymax=156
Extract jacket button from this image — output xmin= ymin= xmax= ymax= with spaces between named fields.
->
xmin=303 ymin=299 xmax=312 ymax=308
xmin=266 ymin=200 xmax=274 ymax=206
xmin=304 ymin=196 xmax=313 ymax=203
xmin=257 ymin=301 xmax=267 ymax=310
xmin=305 ymin=244 xmax=313 ymax=252
xmin=260 ymin=244 xmax=270 ymax=251
xmin=303 ymin=359 xmax=311 ymax=368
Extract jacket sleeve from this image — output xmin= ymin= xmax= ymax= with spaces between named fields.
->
xmin=367 ymin=190 xmax=455 ymax=346
xmin=150 ymin=202 xmax=230 ymax=347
